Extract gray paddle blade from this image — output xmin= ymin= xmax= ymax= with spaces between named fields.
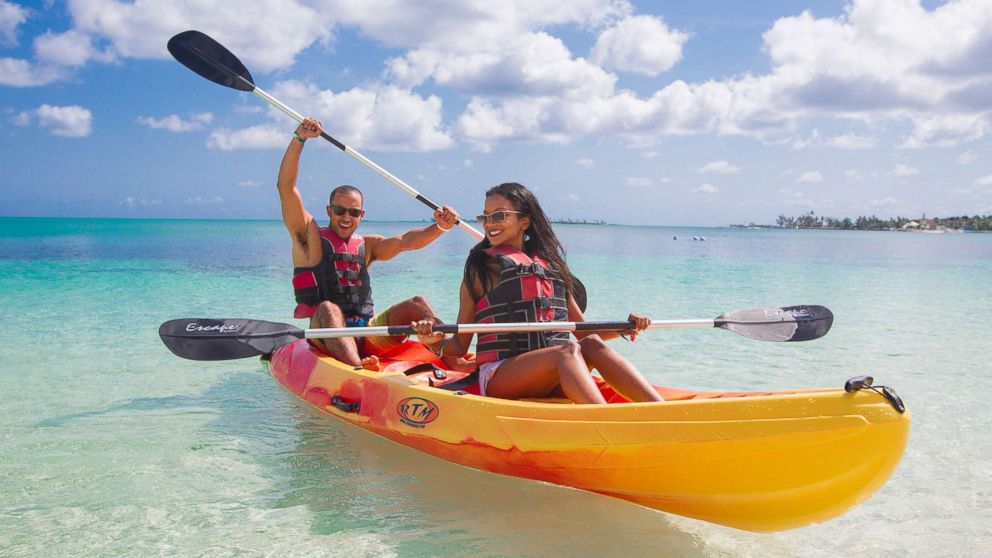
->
xmin=167 ymin=30 xmax=255 ymax=92
xmin=159 ymin=318 xmax=304 ymax=361
xmin=715 ymin=305 xmax=833 ymax=342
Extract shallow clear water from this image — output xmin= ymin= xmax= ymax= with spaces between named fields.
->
xmin=1 ymin=218 xmax=990 ymax=557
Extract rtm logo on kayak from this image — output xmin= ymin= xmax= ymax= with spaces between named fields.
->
xmin=397 ymin=397 xmax=439 ymax=428
xmin=185 ymin=322 xmax=241 ymax=333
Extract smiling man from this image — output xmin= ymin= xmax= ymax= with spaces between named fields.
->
xmin=277 ymin=116 xmax=466 ymax=369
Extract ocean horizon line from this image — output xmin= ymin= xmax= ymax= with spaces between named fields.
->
xmin=0 ymin=214 xmax=735 ymax=229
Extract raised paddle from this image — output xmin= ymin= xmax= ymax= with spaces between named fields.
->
xmin=166 ymin=29 xmax=587 ymax=311
xmin=159 ymin=305 xmax=833 ymax=361
xmin=167 ymin=30 xmax=482 ymax=240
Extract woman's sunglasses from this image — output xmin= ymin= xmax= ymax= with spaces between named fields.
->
xmin=329 ymin=205 xmax=364 ymax=218
xmin=475 ymin=210 xmax=524 ymax=226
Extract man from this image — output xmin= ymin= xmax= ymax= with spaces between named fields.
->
xmin=279 ymin=116 xmax=465 ymax=369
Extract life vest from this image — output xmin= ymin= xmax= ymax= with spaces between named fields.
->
xmin=292 ymin=229 xmax=374 ymax=320
xmin=474 ymin=245 xmax=570 ymax=364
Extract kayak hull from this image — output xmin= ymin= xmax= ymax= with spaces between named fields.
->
xmin=267 ymin=339 xmax=909 ymax=532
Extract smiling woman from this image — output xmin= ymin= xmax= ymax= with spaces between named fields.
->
xmin=411 ymin=182 xmax=662 ymax=403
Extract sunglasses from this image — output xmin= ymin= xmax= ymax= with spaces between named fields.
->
xmin=475 ymin=210 xmax=524 ymax=226
xmin=329 ymin=205 xmax=363 ymax=218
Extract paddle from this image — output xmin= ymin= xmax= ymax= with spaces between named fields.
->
xmin=167 ymin=30 xmax=483 ymax=241
xmin=166 ymin=29 xmax=588 ymax=311
xmin=159 ymin=305 xmax=832 ymax=361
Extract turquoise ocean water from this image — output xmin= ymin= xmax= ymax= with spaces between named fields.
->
xmin=1 ymin=217 xmax=990 ymax=557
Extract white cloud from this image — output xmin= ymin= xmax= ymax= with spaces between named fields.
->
xmin=791 ymin=129 xmax=821 ymax=150
xmin=889 ymin=163 xmax=920 ymax=177
xmin=1 ymin=0 xmax=336 ymax=86
xmin=121 ymin=196 xmax=161 ymax=207
xmin=691 ymin=183 xmax=719 ymax=194
xmin=844 ymin=169 xmax=865 ymax=180
xmin=272 ymin=80 xmax=453 ymax=152
xmin=452 ymin=0 xmax=992 ymax=148
xmin=0 ymin=0 xmax=28 ymax=46
xmin=237 ymin=179 xmax=263 ymax=187
xmin=562 ymin=193 xmax=580 ymax=202
xmin=797 ymin=171 xmax=823 ymax=183
xmin=0 ymin=57 xmax=65 ymax=86
xmin=11 ymin=110 xmax=31 ymax=126
xmin=66 ymin=0 xmax=333 ymax=71
xmin=699 ymin=160 xmax=740 ymax=174
xmin=590 ymin=15 xmax=688 ymax=76
xmin=626 ymin=176 xmax=654 ymax=187
xmin=136 ymin=113 xmax=213 ymax=132
xmin=336 ymin=0 xmax=628 ymax=51
xmin=575 ymin=158 xmax=596 ymax=170
xmin=36 ymin=104 xmax=92 ymax=137
xmin=640 ymin=150 xmax=658 ymax=159
xmin=958 ymin=150 xmax=977 ymax=164
xmin=974 ymin=175 xmax=992 ymax=186
xmin=9 ymin=0 xmax=992 ymax=152
xmin=207 ymin=78 xmax=451 ymax=153
xmin=794 ymin=129 xmax=877 ymax=150
xmin=34 ymin=29 xmax=113 ymax=67
xmin=207 ymin=124 xmax=284 ymax=151
xmin=900 ymin=113 xmax=991 ymax=148
xmin=184 ymin=196 xmax=224 ymax=205
xmin=389 ymin=31 xmax=616 ymax=99
xmin=827 ymin=133 xmax=878 ymax=149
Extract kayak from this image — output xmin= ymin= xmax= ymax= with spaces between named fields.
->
xmin=266 ymin=338 xmax=909 ymax=532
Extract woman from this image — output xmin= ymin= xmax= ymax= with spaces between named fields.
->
xmin=412 ymin=182 xmax=663 ymax=404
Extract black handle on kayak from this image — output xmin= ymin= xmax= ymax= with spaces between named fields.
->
xmin=330 ymin=395 xmax=360 ymax=413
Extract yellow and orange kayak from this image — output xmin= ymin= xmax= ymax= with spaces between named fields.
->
xmin=266 ymin=339 xmax=909 ymax=532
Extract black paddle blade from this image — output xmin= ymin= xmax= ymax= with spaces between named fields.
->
xmin=715 ymin=305 xmax=833 ymax=342
xmin=159 ymin=318 xmax=304 ymax=361
xmin=167 ymin=30 xmax=255 ymax=92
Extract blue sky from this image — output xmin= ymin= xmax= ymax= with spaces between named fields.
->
xmin=2 ymin=0 xmax=991 ymax=226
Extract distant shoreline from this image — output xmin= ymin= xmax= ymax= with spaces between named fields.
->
xmin=734 ymin=213 xmax=992 ymax=233
xmin=730 ymin=224 xmax=989 ymax=233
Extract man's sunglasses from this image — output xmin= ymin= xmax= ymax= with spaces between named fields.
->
xmin=329 ymin=205 xmax=364 ymax=218
xmin=475 ymin=210 xmax=524 ymax=226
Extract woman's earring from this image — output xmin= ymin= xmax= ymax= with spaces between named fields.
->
xmin=524 ymin=233 xmax=531 ymax=242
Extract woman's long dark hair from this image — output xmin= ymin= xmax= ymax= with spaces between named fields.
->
xmin=464 ymin=182 xmax=576 ymax=301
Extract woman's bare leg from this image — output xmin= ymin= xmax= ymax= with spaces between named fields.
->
xmin=579 ymin=335 xmax=663 ymax=402
xmin=484 ymin=343 xmax=607 ymax=403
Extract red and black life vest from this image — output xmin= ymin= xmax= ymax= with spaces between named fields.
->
xmin=474 ymin=245 xmax=570 ymax=364
xmin=292 ymin=229 xmax=374 ymax=321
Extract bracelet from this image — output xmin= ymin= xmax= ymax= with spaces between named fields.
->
xmin=436 ymin=222 xmax=452 ymax=232
xmin=294 ymin=132 xmax=306 ymax=144
xmin=430 ymin=335 xmax=447 ymax=357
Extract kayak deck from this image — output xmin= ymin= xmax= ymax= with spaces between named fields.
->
xmin=266 ymin=339 xmax=910 ymax=532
